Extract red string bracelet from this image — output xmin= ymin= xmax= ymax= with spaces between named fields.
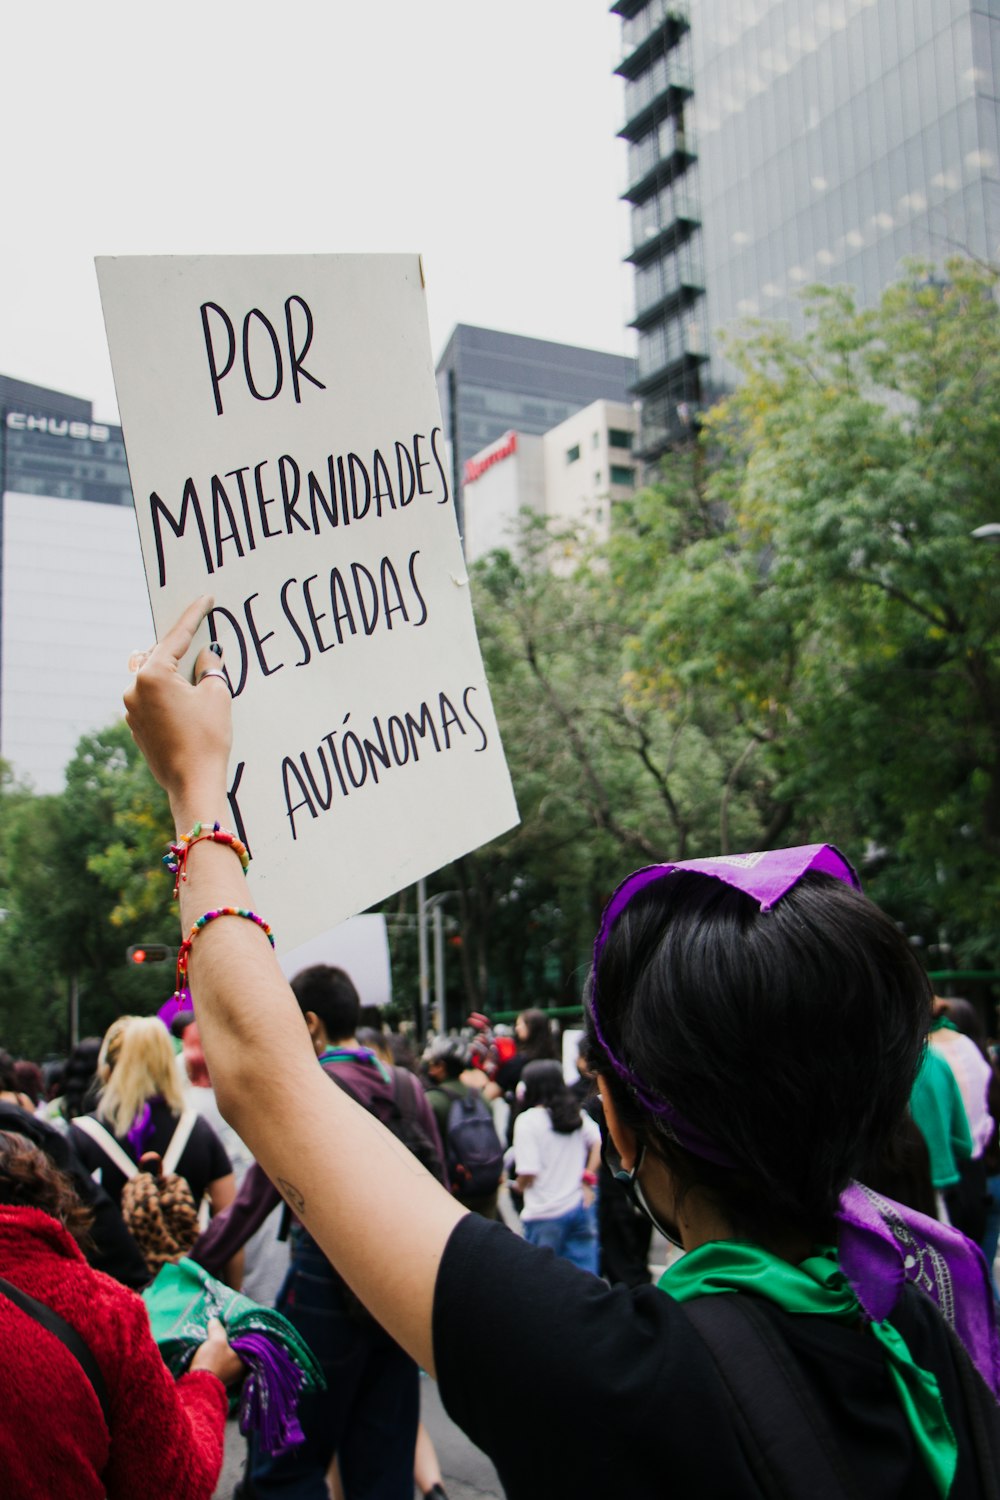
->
xmin=164 ymin=822 xmax=251 ymax=898
xmin=176 ymin=906 xmax=276 ymax=993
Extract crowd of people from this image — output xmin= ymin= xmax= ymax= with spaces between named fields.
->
xmin=5 ymin=952 xmax=1000 ymax=1496
xmin=2 ymin=597 xmax=1000 ymax=1500
xmin=0 ymin=981 xmax=622 ymax=1497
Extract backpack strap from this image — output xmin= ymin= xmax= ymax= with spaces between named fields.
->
xmin=390 ymin=1066 xmax=415 ymax=1120
xmin=901 ymin=1284 xmax=1000 ymax=1500
xmin=682 ymin=1293 xmax=862 ymax=1500
xmin=162 ymin=1109 xmax=198 ymax=1176
xmin=327 ymin=1064 xmax=400 ymax=1122
xmin=74 ymin=1116 xmax=138 ymax=1180
xmin=326 ymin=1068 xmax=366 ymax=1108
xmin=0 ymin=1274 xmax=111 ymax=1430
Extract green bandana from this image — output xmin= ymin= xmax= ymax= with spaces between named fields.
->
xmin=661 ymin=1241 xmax=958 ymax=1498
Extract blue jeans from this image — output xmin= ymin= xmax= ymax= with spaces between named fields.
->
xmin=248 ymin=1236 xmax=418 ymax=1499
xmin=522 ymin=1201 xmax=599 ymax=1274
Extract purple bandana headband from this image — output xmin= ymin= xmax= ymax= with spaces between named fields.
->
xmin=589 ymin=842 xmax=1000 ymax=1392
xmin=589 ymin=843 xmax=860 ymax=1165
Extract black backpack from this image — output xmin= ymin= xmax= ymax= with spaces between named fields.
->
xmin=329 ymin=1066 xmax=445 ymax=1185
xmin=683 ymin=1287 xmax=1000 ymax=1500
xmin=438 ymin=1084 xmax=504 ymax=1198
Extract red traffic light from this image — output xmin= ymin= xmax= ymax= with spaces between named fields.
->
xmin=126 ymin=944 xmax=172 ymax=966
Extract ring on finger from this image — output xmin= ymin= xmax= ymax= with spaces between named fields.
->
xmin=197 ymin=668 xmax=233 ymax=695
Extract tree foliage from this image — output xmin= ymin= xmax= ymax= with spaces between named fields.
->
xmin=0 ymin=724 xmax=177 ymax=1058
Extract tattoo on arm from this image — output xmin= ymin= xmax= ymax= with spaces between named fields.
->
xmin=276 ymin=1178 xmax=306 ymax=1216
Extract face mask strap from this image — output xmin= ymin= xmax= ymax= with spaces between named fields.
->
xmin=610 ymin=1145 xmax=685 ymax=1248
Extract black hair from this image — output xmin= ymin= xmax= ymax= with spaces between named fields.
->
xmin=586 ymin=870 xmax=931 ymax=1243
xmin=521 ymin=1059 xmax=583 ymax=1135
xmin=0 ymin=1051 xmax=18 ymax=1094
xmin=428 ymin=1037 xmax=469 ymax=1080
xmin=941 ymin=998 xmax=988 ymax=1057
xmin=517 ymin=1009 xmax=558 ymax=1063
xmin=60 ymin=1038 xmax=102 ymax=1121
xmin=290 ymin=965 xmax=362 ymax=1044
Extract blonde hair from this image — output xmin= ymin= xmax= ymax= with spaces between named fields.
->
xmin=97 ymin=1015 xmax=132 ymax=1087
xmin=98 ymin=1016 xmax=184 ymax=1137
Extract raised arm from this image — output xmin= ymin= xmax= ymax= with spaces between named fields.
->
xmin=124 ymin=598 xmax=465 ymax=1374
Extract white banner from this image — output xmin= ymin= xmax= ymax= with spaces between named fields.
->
xmin=97 ymin=254 xmax=518 ymax=952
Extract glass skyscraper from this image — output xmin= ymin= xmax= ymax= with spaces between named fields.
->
xmin=614 ymin=0 xmax=1000 ymax=462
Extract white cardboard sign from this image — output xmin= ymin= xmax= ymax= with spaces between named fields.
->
xmin=97 ymin=254 xmax=519 ymax=952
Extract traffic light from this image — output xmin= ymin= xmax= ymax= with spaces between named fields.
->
xmin=126 ymin=943 xmax=173 ymax=965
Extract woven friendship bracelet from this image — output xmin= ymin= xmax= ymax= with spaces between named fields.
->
xmin=164 ymin=821 xmax=251 ymax=898
xmin=176 ymin=906 xmax=276 ymax=991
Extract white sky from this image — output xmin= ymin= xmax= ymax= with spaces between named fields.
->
xmin=1 ymin=1 xmax=634 ymax=424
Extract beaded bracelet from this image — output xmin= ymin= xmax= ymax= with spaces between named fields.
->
xmin=176 ymin=906 xmax=276 ymax=991
xmin=164 ymin=822 xmax=251 ymax=898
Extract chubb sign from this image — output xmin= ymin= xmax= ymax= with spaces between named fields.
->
xmin=4 ymin=412 xmax=111 ymax=442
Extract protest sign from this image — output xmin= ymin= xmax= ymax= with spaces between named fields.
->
xmin=97 ymin=254 xmax=518 ymax=951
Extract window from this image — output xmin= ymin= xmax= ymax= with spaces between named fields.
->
xmin=592 ymin=430 xmax=600 ymax=448
xmin=566 ymin=444 xmax=581 ymax=464
xmin=611 ymin=465 xmax=635 ymax=487
xmin=609 ymin=429 xmax=633 ymax=450
xmin=594 ymin=471 xmax=602 ymax=486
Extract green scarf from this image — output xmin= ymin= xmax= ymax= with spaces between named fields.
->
xmin=662 ymin=1241 xmax=957 ymax=1498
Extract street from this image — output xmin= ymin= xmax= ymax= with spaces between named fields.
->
xmin=214 ymin=1375 xmax=504 ymax=1498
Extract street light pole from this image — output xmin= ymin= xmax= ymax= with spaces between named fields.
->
xmin=417 ymin=876 xmax=430 ymax=1042
xmin=432 ymin=902 xmax=445 ymax=1029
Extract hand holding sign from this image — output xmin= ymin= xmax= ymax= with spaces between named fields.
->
xmin=124 ymin=596 xmax=233 ymax=820
xmin=100 ymin=254 xmax=518 ymax=951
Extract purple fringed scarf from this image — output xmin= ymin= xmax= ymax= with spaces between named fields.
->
xmin=590 ymin=843 xmax=1000 ymax=1394
xmin=231 ymin=1332 xmax=308 ymax=1455
xmin=837 ymin=1182 xmax=1000 ymax=1394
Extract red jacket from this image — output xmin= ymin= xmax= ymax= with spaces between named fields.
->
xmin=0 ymin=1205 xmax=227 ymax=1499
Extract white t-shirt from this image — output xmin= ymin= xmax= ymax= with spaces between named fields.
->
xmin=929 ymin=1029 xmax=994 ymax=1157
xmin=512 ymin=1105 xmax=601 ymax=1222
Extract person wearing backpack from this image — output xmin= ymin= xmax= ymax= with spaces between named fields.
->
xmin=424 ymin=1038 xmax=504 ymax=1220
xmin=70 ymin=1016 xmax=236 ymax=1277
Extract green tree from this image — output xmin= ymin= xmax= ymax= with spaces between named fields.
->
xmin=0 ymin=722 xmax=178 ymax=1057
xmin=611 ymin=258 xmax=1000 ymax=960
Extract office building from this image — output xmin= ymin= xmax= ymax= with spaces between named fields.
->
xmin=435 ymin=325 xmax=635 ymax=530
xmin=0 ymin=375 xmax=152 ymax=793
xmin=614 ymin=0 xmax=1000 ymax=462
xmin=462 ymin=399 xmax=638 ymax=567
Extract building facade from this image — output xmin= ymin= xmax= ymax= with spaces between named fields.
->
xmin=0 ymin=376 xmax=152 ymax=793
xmin=462 ymin=399 xmax=638 ymax=567
xmin=435 ymin=325 xmax=635 ymax=532
xmin=614 ymin=0 xmax=1000 ymax=462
